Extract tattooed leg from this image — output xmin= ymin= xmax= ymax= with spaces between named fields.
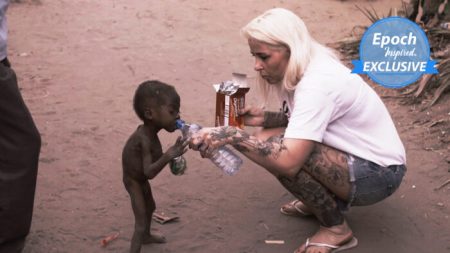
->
xmin=278 ymin=143 xmax=352 ymax=227
xmin=302 ymin=144 xmax=352 ymax=200
xmin=280 ymin=165 xmax=355 ymax=252
xmin=284 ymin=159 xmax=355 ymax=253
xmin=278 ymin=171 xmax=344 ymax=227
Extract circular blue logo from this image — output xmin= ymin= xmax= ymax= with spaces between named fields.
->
xmin=352 ymin=17 xmax=437 ymax=88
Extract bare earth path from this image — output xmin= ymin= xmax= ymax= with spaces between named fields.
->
xmin=6 ymin=0 xmax=449 ymax=252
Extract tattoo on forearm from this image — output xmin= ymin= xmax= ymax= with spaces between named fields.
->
xmin=210 ymin=127 xmax=287 ymax=159
xmin=210 ymin=126 xmax=238 ymax=140
xmin=263 ymin=111 xmax=288 ymax=128
xmin=253 ymin=135 xmax=286 ymax=158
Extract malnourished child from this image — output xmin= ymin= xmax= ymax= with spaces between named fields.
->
xmin=122 ymin=80 xmax=188 ymax=253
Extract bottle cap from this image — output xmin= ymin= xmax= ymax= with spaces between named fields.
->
xmin=175 ymin=119 xmax=185 ymax=129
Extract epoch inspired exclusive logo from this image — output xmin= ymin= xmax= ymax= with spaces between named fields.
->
xmin=352 ymin=17 xmax=438 ymax=88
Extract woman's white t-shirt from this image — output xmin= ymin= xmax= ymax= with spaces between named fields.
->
xmin=282 ymin=52 xmax=406 ymax=166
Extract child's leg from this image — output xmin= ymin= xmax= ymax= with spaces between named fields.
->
xmin=124 ymin=180 xmax=155 ymax=253
xmin=142 ymin=181 xmax=165 ymax=244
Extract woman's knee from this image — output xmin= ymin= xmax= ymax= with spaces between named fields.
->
xmin=305 ymin=143 xmax=349 ymax=170
xmin=302 ymin=143 xmax=352 ymax=199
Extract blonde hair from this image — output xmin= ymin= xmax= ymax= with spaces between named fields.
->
xmin=241 ymin=8 xmax=337 ymax=98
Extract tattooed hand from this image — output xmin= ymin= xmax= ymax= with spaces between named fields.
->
xmin=189 ymin=127 xmax=236 ymax=150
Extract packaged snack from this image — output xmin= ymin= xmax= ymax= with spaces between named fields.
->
xmin=214 ymin=73 xmax=250 ymax=129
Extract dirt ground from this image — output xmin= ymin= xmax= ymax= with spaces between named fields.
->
xmin=6 ymin=0 xmax=449 ymax=252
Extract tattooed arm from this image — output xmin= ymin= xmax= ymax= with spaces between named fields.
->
xmin=191 ymin=126 xmax=314 ymax=178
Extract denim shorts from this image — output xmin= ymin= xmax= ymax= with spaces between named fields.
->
xmin=339 ymin=155 xmax=406 ymax=209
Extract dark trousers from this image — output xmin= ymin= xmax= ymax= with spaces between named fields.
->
xmin=0 ymin=63 xmax=41 ymax=251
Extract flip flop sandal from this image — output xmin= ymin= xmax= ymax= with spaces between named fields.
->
xmin=280 ymin=200 xmax=313 ymax=217
xmin=300 ymin=237 xmax=358 ymax=253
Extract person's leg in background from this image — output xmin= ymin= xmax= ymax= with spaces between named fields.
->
xmin=0 ymin=1 xmax=41 ymax=251
xmin=0 ymin=56 xmax=41 ymax=252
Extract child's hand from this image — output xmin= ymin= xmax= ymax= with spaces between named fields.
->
xmin=167 ymin=136 xmax=189 ymax=159
xmin=239 ymin=106 xmax=264 ymax=126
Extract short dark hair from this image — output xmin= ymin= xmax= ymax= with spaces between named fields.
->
xmin=133 ymin=80 xmax=180 ymax=121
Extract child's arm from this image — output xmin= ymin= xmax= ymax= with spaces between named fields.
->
xmin=143 ymin=136 xmax=188 ymax=179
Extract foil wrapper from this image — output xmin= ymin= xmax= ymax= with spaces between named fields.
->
xmin=214 ymin=73 xmax=250 ymax=129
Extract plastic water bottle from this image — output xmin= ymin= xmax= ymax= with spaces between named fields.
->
xmin=170 ymin=156 xmax=186 ymax=175
xmin=176 ymin=119 xmax=243 ymax=175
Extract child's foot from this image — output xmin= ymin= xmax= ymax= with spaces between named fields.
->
xmin=143 ymin=233 xmax=166 ymax=244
